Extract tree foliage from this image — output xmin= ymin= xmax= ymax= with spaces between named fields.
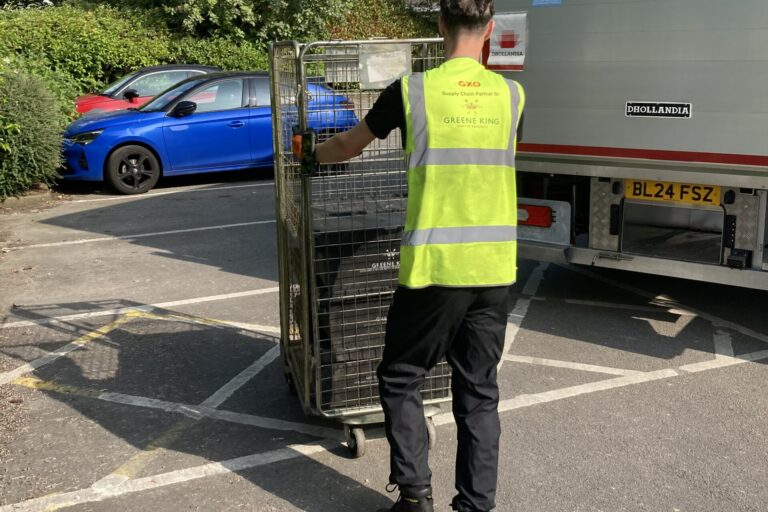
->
xmin=0 ymin=0 xmax=55 ymax=8
xmin=330 ymin=0 xmax=436 ymax=40
xmin=106 ymin=0 xmax=355 ymax=40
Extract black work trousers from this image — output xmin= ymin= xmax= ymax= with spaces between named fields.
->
xmin=377 ymin=285 xmax=509 ymax=512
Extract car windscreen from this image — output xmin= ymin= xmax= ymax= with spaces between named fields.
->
xmin=101 ymin=72 xmax=139 ymax=96
xmin=138 ymin=80 xmax=201 ymax=112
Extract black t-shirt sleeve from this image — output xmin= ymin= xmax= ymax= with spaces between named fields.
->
xmin=364 ymin=79 xmax=405 ymax=140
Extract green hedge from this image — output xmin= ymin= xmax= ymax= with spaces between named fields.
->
xmin=170 ymin=37 xmax=268 ymax=72
xmin=0 ymin=53 xmax=80 ymax=126
xmin=0 ymin=70 xmax=63 ymax=200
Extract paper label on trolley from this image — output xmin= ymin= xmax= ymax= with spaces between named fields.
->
xmin=483 ymin=12 xmax=528 ymax=71
xmin=326 ymin=46 xmax=360 ymax=84
xmin=359 ymin=44 xmax=412 ymax=90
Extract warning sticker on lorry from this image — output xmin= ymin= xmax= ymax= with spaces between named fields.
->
xmin=483 ymin=12 xmax=527 ymax=71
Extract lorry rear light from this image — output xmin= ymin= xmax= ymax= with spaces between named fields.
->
xmin=518 ymin=204 xmax=553 ymax=228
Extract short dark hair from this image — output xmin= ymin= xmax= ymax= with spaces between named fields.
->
xmin=440 ymin=0 xmax=495 ymax=33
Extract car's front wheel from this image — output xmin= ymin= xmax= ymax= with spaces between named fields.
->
xmin=106 ymin=145 xmax=160 ymax=194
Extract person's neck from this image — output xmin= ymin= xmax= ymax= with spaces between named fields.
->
xmin=444 ymin=39 xmax=485 ymax=63
xmin=446 ymin=52 xmax=481 ymax=62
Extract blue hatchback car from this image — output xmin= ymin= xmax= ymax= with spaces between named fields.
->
xmin=62 ymin=71 xmax=358 ymax=194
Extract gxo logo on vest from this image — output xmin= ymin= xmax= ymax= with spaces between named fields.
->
xmin=458 ymin=81 xmax=481 ymax=87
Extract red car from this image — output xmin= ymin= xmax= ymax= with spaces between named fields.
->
xmin=75 ymin=64 xmax=220 ymax=115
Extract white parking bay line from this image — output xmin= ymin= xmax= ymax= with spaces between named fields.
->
xmin=496 ymin=369 xmax=680 ymax=413
xmin=93 ymin=344 xmax=285 ymax=490
xmin=714 ymin=329 xmax=735 ymax=359
xmin=564 ymin=299 xmax=697 ymax=316
xmin=11 ymin=219 xmax=276 ymax=251
xmin=201 ymin=345 xmax=281 ymax=408
xmin=679 ymin=348 xmax=768 ymax=373
xmin=0 ymin=287 xmax=280 ymax=329
xmin=499 ymin=262 xmax=549 ymax=371
xmin=69 ymin=182 xmax=275 ymax=204
xmin=433 ymin=369 xmax=680 ymax=427
xmin=503 ymin=354 xmax=643 ymax=376
xmin=522 ymin=262 xmax=548 ymax=297
xmin=97 ymin=392 xmax=342 ymax=441
xmin=0 ymin=442 xmax=334 ymax=512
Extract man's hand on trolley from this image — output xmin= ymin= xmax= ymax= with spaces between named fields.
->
xmin=292 ymin=121 xmax=378 ymax=174
xmin=291 ymin=126 xmax=319 ymax=176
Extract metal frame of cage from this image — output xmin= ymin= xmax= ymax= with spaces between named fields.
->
xmin=269 ymin=39 xmax=451 ymax=437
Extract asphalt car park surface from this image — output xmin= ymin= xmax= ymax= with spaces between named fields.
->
xmin=1 ymin=176 xmax=767 ymax=512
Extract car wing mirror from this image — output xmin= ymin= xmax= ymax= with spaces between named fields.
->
xmin=123 ymin=89 xmax=140 ymax=103
xmin=170 ymin=101 xmax=197 ymax=117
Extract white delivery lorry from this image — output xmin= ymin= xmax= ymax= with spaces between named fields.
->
xmin=493 ymin=0 xmax=768 ymax=289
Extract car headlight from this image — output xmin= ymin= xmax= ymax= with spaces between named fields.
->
xmin=69 ymin=129 xmax=104 ymax=145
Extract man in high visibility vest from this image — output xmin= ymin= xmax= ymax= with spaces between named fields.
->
xmin=300 ymin=1 xmax=524 ymax=510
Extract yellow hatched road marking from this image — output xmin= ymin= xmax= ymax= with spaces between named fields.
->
xmin=104 ymin=418 xmax=198 ymax=483
xmin=134 ymin=310 xmax=280 ymax=335
xmin=12 ymin=376 xmax=99 ymax=398
xmin=5 ymin=308 xmax=284 ymax=509
xmin=12 ymin=374 xmax=199 ymax=487
xmin=73 ymin=313 xmax=137 ymax=344
xmin=0 ymin=314 xmax=135 ymax=386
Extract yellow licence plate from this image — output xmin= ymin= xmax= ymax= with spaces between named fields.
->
xmin=625 ymin=180 xmax=721 ymax=206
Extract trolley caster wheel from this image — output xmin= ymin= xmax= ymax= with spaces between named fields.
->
xmin=345 ymin=426 xmax=366 ymax=458
xmin=426 ymin=417 xmax=437 ymax=451
xmin=283 ymin=371 xmax=297 ymax=396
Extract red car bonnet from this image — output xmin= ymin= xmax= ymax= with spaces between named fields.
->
xmin=75 ymin=93 xmax=149 ymax=114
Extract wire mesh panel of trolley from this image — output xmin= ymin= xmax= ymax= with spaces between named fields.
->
xmin=270 ymin=39 xmax=450 ymax=457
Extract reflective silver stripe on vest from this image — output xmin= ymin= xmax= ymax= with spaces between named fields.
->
xmin=402 ymin=225 xmax=517 ymax=247
xmin=504 ymin=78 xmax=522 ymax=150
xmin=407 ymin=74 xmax=428 ymax=157
xmin=410 ymin=148 xmax=514 ymax=167
xmin=406 ymin=72 xmax=521 ymax=169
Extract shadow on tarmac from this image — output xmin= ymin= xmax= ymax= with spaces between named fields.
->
xmin=41 ymin=175 xmax=279 ymax=282
xmin=509 ymin=261 xmax=768 ymax=362
xmin=0 ymin=304 xmax=390 ymax=510
xmin=53 ymin=169 xmax=273 ymax=197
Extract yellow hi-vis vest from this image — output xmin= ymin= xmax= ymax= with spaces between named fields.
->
xmin=399 ymin=57 xmax=525 ymax=288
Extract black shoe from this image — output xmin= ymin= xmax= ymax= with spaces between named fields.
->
xmin=377 ymin=485 xmax=434 ymax=512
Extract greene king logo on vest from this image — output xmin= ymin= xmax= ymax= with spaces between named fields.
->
xmin=464 ymin=100 xmax=480 ymax=113
xmin=626 ymin=101 xmax=692 ymax=119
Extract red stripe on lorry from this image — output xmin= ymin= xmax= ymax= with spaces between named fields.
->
xmin=518 ymin=143 xmax=768 ymax=167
